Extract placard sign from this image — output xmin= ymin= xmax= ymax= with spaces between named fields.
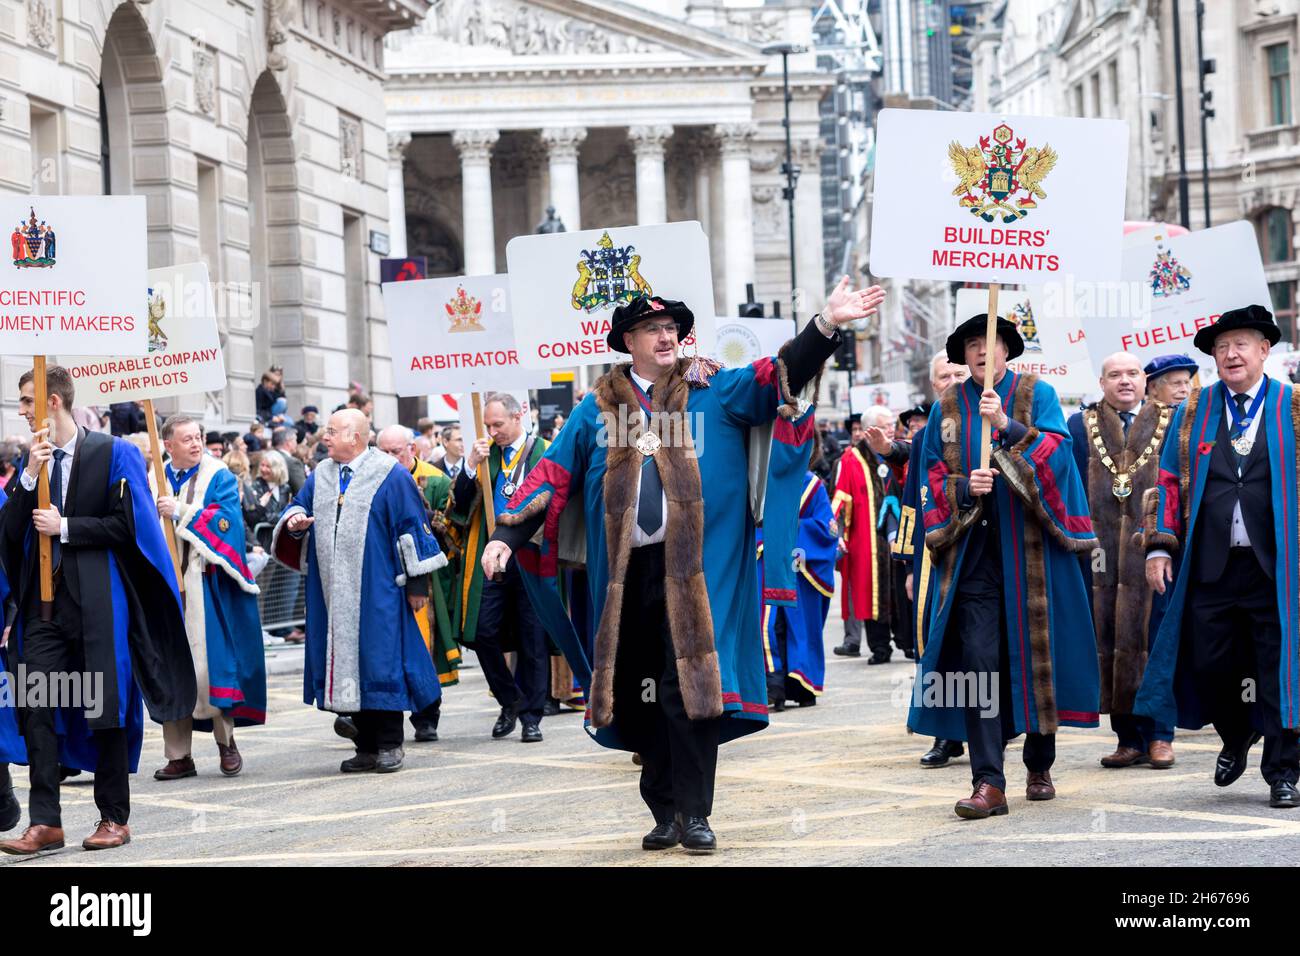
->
xmin=850 ymin=382 xmax=914 ymax=415
xmin=714 ymin=316 xmax=794 ymax=368
xmin=869 ymin=109 xmax=1129 ymax=284
xmin=383 ymin=274 xmax=552 ymax=394
xmin=60 ymin=262 xmax=226 ymax=402
xmin=507 ymin=221 xmax=716 ymax=369
xmin=0 ymin=196 xmax=148 ymax=355
xmin=1080 ymin=221 xmax=1271 ymax=377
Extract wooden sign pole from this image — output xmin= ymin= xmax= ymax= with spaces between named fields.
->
xmin=33 ymin=355 xmax=53 ymax=620
xmin=143 ymin=398 xmax=184 ymax=595
xmin=978 ymin=282 xmax=1001 ymax=471
xmin=471 ymin=392 xmax=496 ymax=536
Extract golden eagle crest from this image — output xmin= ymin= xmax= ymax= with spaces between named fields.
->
xmin=948 ymin=123 xmax=1057 ymax=223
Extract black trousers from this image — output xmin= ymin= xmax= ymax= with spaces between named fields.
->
xmin=474 ymin=560 xmax=548 ymax=720
xmin=954 ymin=567 xmax=1054 ymax=792
xmin=614 ymin=543 xmax=721 ymax=823
xmin=345 ymin=710 xmax=404 ymax=753
xmin=1188 ymin=549 xmax=1300 ymax=785
xmin=891 ymin=568 xmax=914 ymax=655
xmin=410 ymin=698 xmax=441 ymax=733
xmin=21 ymin=580 xmax=130 ymax=827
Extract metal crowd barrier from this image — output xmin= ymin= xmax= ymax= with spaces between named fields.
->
xmin=251 ymin=521 xmax=305 ymax=633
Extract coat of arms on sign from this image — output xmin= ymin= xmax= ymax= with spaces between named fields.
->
xmin=446 ymin=285 xmax=486 ymax=332
xmin=948 ymin=124 xmax=1057 ymax=223
xmin=571 ymin=231 xmax=652 ymax=312
xmin=1012 ymin=299 xmax=1041 ymax=352
xmin=11 ymin=206 xmax=56 ymax=268
xmin=147 ymin=288 xmax=169 ymax=353
xmin=1148 ymin=236 xmax=1192 ymax=298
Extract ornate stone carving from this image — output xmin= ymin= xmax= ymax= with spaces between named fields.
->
xmin=581 ymin=147 xmax=636 ymax=225
xmin=715 ymin=123 xmax=758 ymax=156
xmin=795 ymin=139 xmax=824 ymax=165
xmin=339 ymin=113 xmax=363 ymax=180
xmin=628 ymin=125 xmax=674 ymax=160
xmin=751 ymin=184 xmax=784 ymax=238
xmin=540 ymin=127 xmax=587 ymax=162
xmin=452 ymin=129 xmax=500 ymax=164
xmin=27 ymin=0 xmax=55 ymax=50
xmin=267 ymin=0 xmax=296 ymax=71
xmin=388 ymin=131 xmax=413 ymax=163
xmin=725 ymin=9 xmax=785 ymax=45
xmin=748 ymin=147 xmax=781 ymax=173
xmin=433 ymin=0 xmax=666 ymax=57
xmin=193 ymin=46 xmax=217 ymax=116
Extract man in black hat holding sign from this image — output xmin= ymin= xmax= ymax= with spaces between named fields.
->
xmin=1140 ymin=304 xmax=1300 ymax=808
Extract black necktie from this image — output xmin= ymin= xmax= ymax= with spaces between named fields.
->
xmin=1119 ymin=410 xmax=1133 ymax=436
xmin=336 ymin=465 xmax=352 ymax=520
xmin=637 ymin=386 xmax=663 ymax=537
xmin=1232 ymin=393 xmax=1250 ymax=470
xmin=50 ymin=448 xmax=66 ymax=570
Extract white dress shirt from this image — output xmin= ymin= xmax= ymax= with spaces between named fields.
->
xmin=20 ymin=428 xmax=77 ymax=543
xmin=1225 ymin=376 xmax=1264 ymax=548
xmin=442 ymin=455 xmax=463 ymax=483
xmin=630 ymin=368 xmax=668 ymax=547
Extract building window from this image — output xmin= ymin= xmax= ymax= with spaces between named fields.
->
xmin=1258 ymin=207 xmax=1294 ymax=264
xmin=1073 ymin=84 xmax=1084 ymax=116
xmin=1270 ymin=280 xmax=1297 ymax=343
xmin=1267 ymin=42 xmax=1292 ymax=125
xmin=1108 ymin=59 xmax=1120 ymax=115
xmin=1090 ymin=71 xmax=1101 ymax=117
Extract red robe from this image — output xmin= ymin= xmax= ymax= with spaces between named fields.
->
xmin=831 ymin=447 xmax=894 ymax=623
xmin=11 ymin=230 xmax=24 ymax=260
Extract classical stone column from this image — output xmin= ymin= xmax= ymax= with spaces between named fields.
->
xmin=452 ymin=129 xmax=500 ymax=275
xmin=541 ymin=127 xmax=586 ymax=233
xmin=716 ymin=123 xmax=758 ymax=315
xmin=628 ymin=125 xmax=673 ymax=225
xmin=794 ymin=138 xmax=826 ymax=318
xmin=387 ymin=132 xmax=412 ymax=259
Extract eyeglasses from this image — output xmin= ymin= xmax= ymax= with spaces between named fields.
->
xmin=636 ymin=321 xmax=678 ymax=336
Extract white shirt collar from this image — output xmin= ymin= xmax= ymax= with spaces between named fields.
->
xmin=630 ymin=368 xmax=656 ymax=394
xmin=443 ymin=455 xmax=462 ymax=471
xmin=57 ymin=429 xmax=77 ymax=458
xmin=337 ymin=447 xmax=369 ymax=470
xmin=1229 ymin=377 xmax=1265 ymax=401
xmin=503 ymin=433 xmax=526 ymax=457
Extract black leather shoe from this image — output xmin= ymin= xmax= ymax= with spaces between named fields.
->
xmin=492 ymin=705 xmax=518 ymax=739
xmin=0 ymin=783 xmax=19 ymax=833
xmin=333 ymin=715 xmax=358 ymax=740
xmin=867 ymin=653 xmax=891 ymax=665
xmin=920 ymin=739 xmax=965 ymax=768
xmin=768 ymin=698 xmax=786 ymax=712
xmin=340 ymin=752 xmax=378 ymax=773
xmin=903 ymin=648 xmax=916 ymax=660
xmin=641 ymin=820 xmax=682 ymax=850
xmin=413 ymin=725 xmax=439 ymax=742
xmin=542 ymin=697 xmax=562 ymax=717
xmin=520 ymin=718 xmax=543 ymax=743
xmin=1270 ymin=781 xmax=1300 ymax=808
xmin=832 ymin=644 xmax=860 ymax=657
xmin=375 ymin=747 xmax=404 ymax=773
xmin=677 ymin=815 xmax=716 ymax=854
xmin=1214 ymin=731 xmax=1262 ymax=787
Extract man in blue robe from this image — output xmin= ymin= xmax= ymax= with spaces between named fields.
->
xmin=759 ymin=464 xmax=837 ymax=709
xmin=152 ymin=415 xmax=266 ymax=781
xmin=273 ymin=408 xmax=446 ymax=775
xmin=0 ymin=364 xmax=192 ymax=854
xmin=1140 ymin=305 xmax=1300 ymax=808
xmin=910 ymin=315 xmax=1099 ymax=820
xmin=482 ymin=277 xmax=886 ymax=853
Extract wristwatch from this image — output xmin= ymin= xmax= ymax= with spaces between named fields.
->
xmin=814 ymin=312 xmax=838 ymax=337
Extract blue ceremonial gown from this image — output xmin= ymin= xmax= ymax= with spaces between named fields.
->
xmin=498 ymin=355 xmax=817 ymax=751
xmin=273 ymin=453 xmax=447 ymax=715
xmin=0 ymin=439 xmax=187 ymax=772
xmin=759 ymin=472 xmax=836 ymax=699
xmin=1136 ymin=378 xmax=1300 ymax=731
xmin=908 ymin=372 xmax=1100 ymax=740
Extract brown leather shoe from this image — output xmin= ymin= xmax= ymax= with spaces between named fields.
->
xmin=218 ymin=739 xmax=243 ymax=777
xmin=954 ymin=782 xmax=1008 ymax=819
xmin=1100 ymin=746 xmax=1150 ymax=768
xmin=1148 ymin=740 xmax=1176 ymax=769
xmin=1026 ymin=770 xmax=1056 ymax=800
xmin=0 ymin=824 xmax=65 ymax=855
xmin=82 ymin=820 xmax=130 ymax=851
xmin=154 ymin=756 xmax=197 ymax=781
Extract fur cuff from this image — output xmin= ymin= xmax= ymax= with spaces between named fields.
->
xmin=773 ymin=346 xmax=810 ymax=419
xmin=498 ymin=489 xmax=552 ymax=525
xmin=993 ymin=437 xmax=1098 ymax=555
xmin=923 ymin=478 xmax=981 ymax=553
xmin=394 ymin=532 xmax=449 ymax=586
xmin=174 ymin=521 xmax=261 ymax=595
xmin=1143 ymin=531 xmax=1180 ymax=555
xmin=271 ymin=506 xmax=309 ymax=574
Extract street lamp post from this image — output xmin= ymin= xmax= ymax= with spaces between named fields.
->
xmin=762 ymin=42 xmax=807 ymax=325
xmin=1171 ymin=0 xmax=1191 ymax=229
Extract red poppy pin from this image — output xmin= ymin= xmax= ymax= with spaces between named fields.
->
xmin=1197 ymin=441 xmax=1215 ymax=456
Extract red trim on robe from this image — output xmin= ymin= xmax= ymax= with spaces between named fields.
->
xmin=924 ymin=461 xmax=951 ymax=528
xmin=191 ymin=502 xmax=255 ymax=580
xmin=1158 ymin=468 xmax=1181 ymax=534
xmin=775 ymin=413 xmax=815 ymax=446
xmin=1027 ymin=433 xmax=1093 ymax=534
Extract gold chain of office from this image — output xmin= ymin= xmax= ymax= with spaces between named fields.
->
xmin=1087 ymin=404 xmax=1172 ymax=500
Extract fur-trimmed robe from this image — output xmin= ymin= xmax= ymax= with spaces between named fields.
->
xmin=831 ymin=445 xmax=892 ymax=624
xmin=1067 ymin=401 xmax=1172 ymax=715
xmin=494 ymin=353 xmax=816 ymax=751
xmin=1136 ymin=378 xmax=1300 ymax=731
xmin=152 ymin=455 xmax=267 ymax=727
xmin=907 ymin=371 xmax=1100 ymax=740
